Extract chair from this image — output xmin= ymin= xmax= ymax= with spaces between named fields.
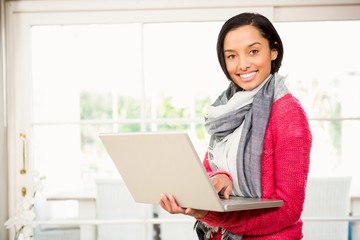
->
xmin=302 ymin=176 xmax=352 ymax=240
xmin=33 ymin=192 xmax=80 ymax=240
xmin=95 ymin=177 xmax=198 ymax=240
xmin=95 ymin=177 xmax=152 ymax=240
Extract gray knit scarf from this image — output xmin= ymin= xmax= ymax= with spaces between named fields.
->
xmin=196 ymin=74 xmax=275 ymax=240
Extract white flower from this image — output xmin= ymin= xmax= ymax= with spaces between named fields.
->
xmin=11 ymin=226 xmax=34 ymax=240
xmin=33 ymin=181 xmax=44 ymax=193
xmin=4 ymin=172 xmax=46 ymax=240
xmin=17 ymin=210 xmax=36 ymax=228
xmin=4 ymin=217 xmax=15 ymax=229
xmin=33 ymin=171 xmax=46 ymax=193
xmin=16 ymin=197 xmax=35 ymax=212
xmin=21 ymin=226 xmax=34 ymax=238
xmin=17 ymin=235 xmax=24 ymax=240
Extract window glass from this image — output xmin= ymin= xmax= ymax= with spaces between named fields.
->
xmin=30 ymin=20 xmax=360 ymax=235
xmin=32 ymin=24 xmax=143 ymax=122
xmin=31 ymin=22 xmax=225 ymax=208
xmin=276 ymin=21 xmax=360 ymax=118
xmin=275 ymin=21 xmax=360 ymax=179
xmin=143 ymin=22 xmax=227 ymax=121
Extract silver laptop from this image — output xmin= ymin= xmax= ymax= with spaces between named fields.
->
xmin=99 ymin=132 xmax=283 ymax=212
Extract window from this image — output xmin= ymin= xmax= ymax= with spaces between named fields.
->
xmin=32 ymin=22 xmax=228 ymax=195
xmin=7 ymin=2 xmax=360 ymax=239
xmin=32 ymin=20 xmax=360 ymax=197
xmin=275 ymin=21 xmax=360 ymax=179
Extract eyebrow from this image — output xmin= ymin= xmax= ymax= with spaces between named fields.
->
xmin=248 ymin=42 xmax=261 ymax=47
xmin=223 ymin=42 xmax=262 ymax=53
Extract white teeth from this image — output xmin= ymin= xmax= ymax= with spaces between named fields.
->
xmin=240 ymin=72 xmax=256 ymax=78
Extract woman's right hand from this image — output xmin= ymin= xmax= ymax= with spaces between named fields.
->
xmin=159 ymin=193 xmax=208 ymax=219
xmin=210 ymin=173 xmax=233 ymax=199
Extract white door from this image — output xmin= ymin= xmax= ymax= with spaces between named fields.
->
xmin=7 ymin=7 xmax=147 ymax=240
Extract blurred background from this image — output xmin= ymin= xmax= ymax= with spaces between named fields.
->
xmin=1 ymin=1 xmax=360 ymax=239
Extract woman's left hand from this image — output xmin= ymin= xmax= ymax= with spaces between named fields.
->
xmin=159 ymin=193 xmax=208 ymax=219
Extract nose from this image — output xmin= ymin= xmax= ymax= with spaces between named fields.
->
xmin=238 ymin=55 xmax=250 ymax=71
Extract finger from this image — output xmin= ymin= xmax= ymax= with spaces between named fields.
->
xmin=223 ymin=185 xmax=233 ymax=199
xmin=159 ymin=195 xmax=167 ymax=208
xmin=160 ymin=193 xmax=177 ymax=213
xmin=185 ymin=208 xmax=194 ymax=216
xmin=211 ymin=174 xmax=232 ymax=194
xmin=168 ymin=194 xmax=186 ymax=214
xmin=168 ymin=194 xmax=178 ymax=205
xmin=160 ymin=194 xmax=186 ymax=214
xmin=159 ymin=193 xmax=171 ymax=210
xmin=185 ymin=208 xmax=197 ymax=216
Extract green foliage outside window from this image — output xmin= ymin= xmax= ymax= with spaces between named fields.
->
xmin=157 ymin=96 xmax=189 ymax=131
xmin=80 ymin=92 xmax=112 ymax=120
xmin=80 ymin=91 xmax=142 ymax=153
xmin=80 ymin=91 xmax=213 ymax=153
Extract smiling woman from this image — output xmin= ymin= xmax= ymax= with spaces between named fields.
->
xmin=3 ymin=1 xmax=360 ymax=240
xmin=159 ymin=12 xmax=312 ymax=239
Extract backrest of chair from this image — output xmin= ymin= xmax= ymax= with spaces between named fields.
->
xmin=95 ymin=177 xmax=198 ymax=240
xmin=95 ymin=177 xmax=152 ymax=240
xmin=302 ymin=176 xmax=352 ymax=240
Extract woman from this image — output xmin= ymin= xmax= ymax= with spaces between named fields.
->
xmin=160 ymin=12 xmax=312 ymax=239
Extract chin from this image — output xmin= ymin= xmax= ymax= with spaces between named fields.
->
xmin=240 ymin=84 xmax=256 ymax=91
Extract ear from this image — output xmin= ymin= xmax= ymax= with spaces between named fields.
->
xmin=271 ymin=48 xmax=278 ymax=61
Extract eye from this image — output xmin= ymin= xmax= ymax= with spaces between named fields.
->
xmin=249 ymin=49 xmax=259 ymax=55
xmin=226 ymin=54 xmax=236 ymax=60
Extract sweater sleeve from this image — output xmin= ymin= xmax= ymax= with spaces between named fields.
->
xmin=203 ymin=152 xmax=233 ymax=182
xmin=199 ymin=94 xmax=312 ymax=237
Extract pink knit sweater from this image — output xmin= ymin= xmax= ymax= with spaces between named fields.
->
xmin=199 ymin=93 xmax=312 ymax=239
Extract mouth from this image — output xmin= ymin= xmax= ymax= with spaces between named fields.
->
xmin=239 ymin=71 xmax=257 ymax=81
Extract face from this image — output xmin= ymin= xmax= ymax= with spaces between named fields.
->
xmin=223 ymin=25 xmax=278 ymax=91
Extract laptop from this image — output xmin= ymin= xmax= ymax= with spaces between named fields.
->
xmin=99 ymin=132 xmax=283 ymax=212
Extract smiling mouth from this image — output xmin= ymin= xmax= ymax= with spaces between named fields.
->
xmin=239 ymin=71 xmax=257 ymax=79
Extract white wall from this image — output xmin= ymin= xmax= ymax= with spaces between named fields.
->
xmin=0 ymin=85 xmax=7 ymax=240
xmin=0 ymin=0 xmax=8 ymax=239
xmin=5 ymin=0 xmax=360 ymax=22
